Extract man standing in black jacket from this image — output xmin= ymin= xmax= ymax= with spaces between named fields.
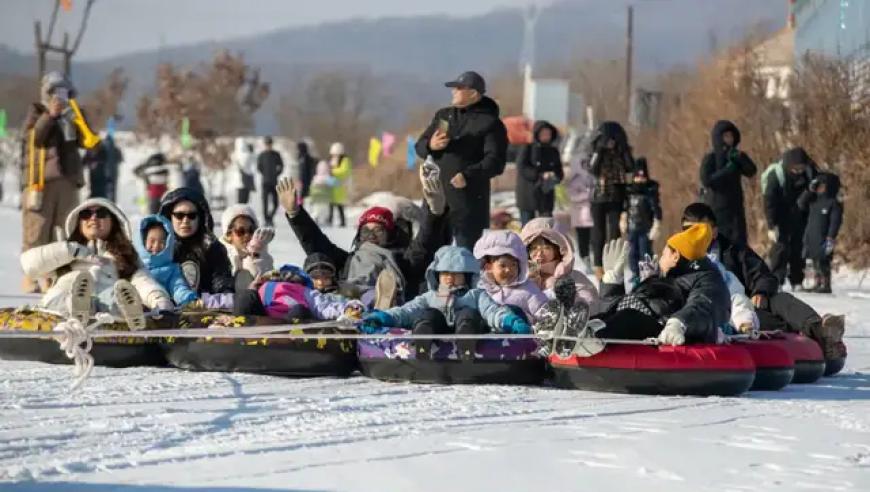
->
xmin=415 ymin=71 xmax=508 ymax=249
xmin=257 ymin=136 xmax=284 ymax=226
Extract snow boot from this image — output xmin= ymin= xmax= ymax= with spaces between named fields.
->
xmin=373 ymin=269 xmax=399 ymax=311
xmin=817 ymin=314 xmax=846 ymax=360
xmin=114 ymin=280 xmax=146 ymax=331
xmin=67 ymin=271 xmax=93 ymax=325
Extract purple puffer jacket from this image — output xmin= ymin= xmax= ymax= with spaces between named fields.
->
xmin=472 ymin=230 xmax=549 ymax=321
xmin=520 ymin=218 xmax=599 ymax=305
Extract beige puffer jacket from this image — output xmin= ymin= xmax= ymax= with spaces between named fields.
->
xmin=20 ymin=198 xmax=170 ymax=309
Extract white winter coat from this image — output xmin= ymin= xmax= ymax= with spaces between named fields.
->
xmin=20 ymin=198 xmax=170 ymax=313
xmin=711 ymin=256 xmax=759 ymax=331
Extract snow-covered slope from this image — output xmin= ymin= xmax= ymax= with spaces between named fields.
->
xmin=0 ymin=205 xmax=868 ymax=491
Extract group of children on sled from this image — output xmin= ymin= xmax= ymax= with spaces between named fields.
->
xmin=19 ymin=170 xmax=846 ymax=363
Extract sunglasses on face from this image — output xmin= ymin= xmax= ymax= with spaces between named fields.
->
xmin=172 ymin=211 xmax=199 ymax=221
xmin=232 ymin=227 xmax=254 ymax=237
xmin=79 ymin=208 xmax=110 ymax=220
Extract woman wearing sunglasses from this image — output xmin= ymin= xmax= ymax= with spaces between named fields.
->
xmin=20 ymin=198 xmax=173 ymax=329
xmin=219 ymin=204 xmax=275 ymax=286
xmin=158 ymin=188 xmax=234 ymax=295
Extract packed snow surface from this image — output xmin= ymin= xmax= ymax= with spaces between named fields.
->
xmin=0 ymin=193 xmax=868 ymax=491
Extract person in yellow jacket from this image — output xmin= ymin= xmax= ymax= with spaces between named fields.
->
xmin=327 ymin=142 xmax=352 ymax=227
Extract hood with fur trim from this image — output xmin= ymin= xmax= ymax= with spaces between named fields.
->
xmin=65 ymin=198 xmax=132 ymax=241
xmin=220 ymin=204 xmax=258 ymax=238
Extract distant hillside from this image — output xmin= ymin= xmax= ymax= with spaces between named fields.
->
xmin=0 ymin=0 xmax=785 ymax=133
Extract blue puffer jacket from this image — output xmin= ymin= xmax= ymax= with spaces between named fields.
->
xmin=386 ymin=246 xmax=516 ymax=332
xmin=134 ymin=215 xmax=198 ymax=306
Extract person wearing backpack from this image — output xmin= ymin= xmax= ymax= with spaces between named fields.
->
xmin=763 ymin=147 xmax=816 ymax=290
xmin=699 ymin=120 xmax=757 ymax=245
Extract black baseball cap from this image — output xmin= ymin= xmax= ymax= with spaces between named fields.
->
xmin=445 ymin=71 xmax=486 ymax=94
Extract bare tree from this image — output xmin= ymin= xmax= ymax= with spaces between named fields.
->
xmin=136 ymin=50 xmax=269 ymax=170
xmin=34 ymin=0 xmax=97 ymax=80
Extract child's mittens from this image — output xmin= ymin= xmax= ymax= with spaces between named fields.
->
xmin=360 ymin=310 xmax=394 ymax=334
xmin=246 ymin=227 xmax=275 ymax=255
xmin=339 ymin=300 xmax=366 ymax=321
xmin=501 ymin=312 xmax=532 ymax=334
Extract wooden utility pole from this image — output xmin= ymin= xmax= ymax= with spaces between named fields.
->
xmin=625 ymin=4 xmax=634 ymax=121
xmin=33 ymin=0 xmax=97 ymax=81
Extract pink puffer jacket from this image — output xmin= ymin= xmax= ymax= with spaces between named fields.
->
xmin=520 ymin=218 xmax=598 ymax=305
xmin=472 ymin=230 xmax=549 ymax=321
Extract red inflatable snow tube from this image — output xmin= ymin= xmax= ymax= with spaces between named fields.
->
xmin=735 ymin=340 xmax=795 ymax=391
xmin=770 ymin=333 xmax=825 ymax=384
xmin=549 ymin=344 xmax=756 ymax=396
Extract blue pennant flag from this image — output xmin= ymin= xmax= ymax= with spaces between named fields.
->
xmin=406 ymin=135 xmax=416 ymax=170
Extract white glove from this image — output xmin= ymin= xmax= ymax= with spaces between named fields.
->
xmin=767 ymin=228 xmax=778 ymax=243
xmin=246 ymin=227 xmax=275 ymax=255
xmin=618 ymin=212 xmax=628 ymax=236
xmin=648 ymin=219 xmax=661 ymax=241
xmin=601 ymin=239 xmax=629 ymax=285
xmin=276 ymin=177 xmax=299 ymax=217
xmin=420 ymin=157 xmax=446 ymax=215
xmin=658 ymin=318 xmax=687 ymax=346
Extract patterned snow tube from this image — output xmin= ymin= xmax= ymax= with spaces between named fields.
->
xmin=160 ymin=313 xmax=357 ymax=377
xmin=0 ymin=308 xmax=167 ymax=367
xmin=549 ymin=344 xmax=756 ymax=396
xmin=735 ymin=340 xmax=795 ymax=391
xmin=357 ymin=329 xmax=546 ymax=385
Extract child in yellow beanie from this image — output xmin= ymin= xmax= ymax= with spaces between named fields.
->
xmin=582 ymin=223 xmax=730 ymax=346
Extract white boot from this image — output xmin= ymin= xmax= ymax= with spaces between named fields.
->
xmin=67 ymin=271 xmax=93 ymax=325
xmin=113 ymin=280 xmax=146 ymax=330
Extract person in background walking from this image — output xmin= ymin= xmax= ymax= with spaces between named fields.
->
xmin=588 ymin=121 xmax=634 ymax=280
xmin=567 ymin=156 xmax=595 ymax=271
xmin=620 ymin=157 xmax=662 ymax=284
xmin=257 ymin=136 xmax=284 ymax=227
xmin=515 ymin=120 xmax=563 ymax=225
xmin=84 ymin=134 xmax=123 ymax=202
xmin=699 ymin=120 xmax=757 ymax=245
xmin=297 ymin=140 xmax=318 ymax=200
xmin=764 ymin=147 xmax=816 ymax=290
xmin=231 ymin=138 xmax=256 ymax=205
xmin=415 ymin=71 xmax=508 ymax=248
xmin=798 ymin=172 xmax=843 ymax=294
xmin=326 ymin=142 xmax=351 ymax=228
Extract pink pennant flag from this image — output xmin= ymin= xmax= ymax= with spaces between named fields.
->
xmin=381 ymin=131 xmax=396 ymax=157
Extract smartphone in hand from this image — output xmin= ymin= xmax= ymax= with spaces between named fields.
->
xmin=438 ymin=118 xmax=450 ymax=134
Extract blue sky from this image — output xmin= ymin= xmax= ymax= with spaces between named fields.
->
xmin=0 ymin=0 xmax=551 ymax=60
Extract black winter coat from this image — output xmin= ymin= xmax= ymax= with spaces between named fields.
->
xmin=699 ymin=120 xmax=757 ymax=245
xmin=712 ymin=234 xmax=780 ymax=298
xmin=286 ymin=203 xmax=450 ymax=299
xmin=159 ymin=187 xmax=234 ymax=294
xmin=257 ymin=149 xmax=285 ymax=185
xmin=415 ymin=96 xmax=508 ymax=235
xmin=515 ymin=120 xmax=564 ymax=213
xmin=297 ymin=147 xmax=318 ymax=198
xmin=589 ymin=121 xmax=634 ymax=204
xmin=764 ymin=147 xmax=816 ymax=235
xmin=593 ymin=257 xmax=729 ymax=344
xmin=625 ymin=180 xmax=662 ymax=232
xmin=798 ymin=173 xmax=843 ymax=260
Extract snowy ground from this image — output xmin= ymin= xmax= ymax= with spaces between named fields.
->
xmin=1 ymin=196 xmax=869 ymax=491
